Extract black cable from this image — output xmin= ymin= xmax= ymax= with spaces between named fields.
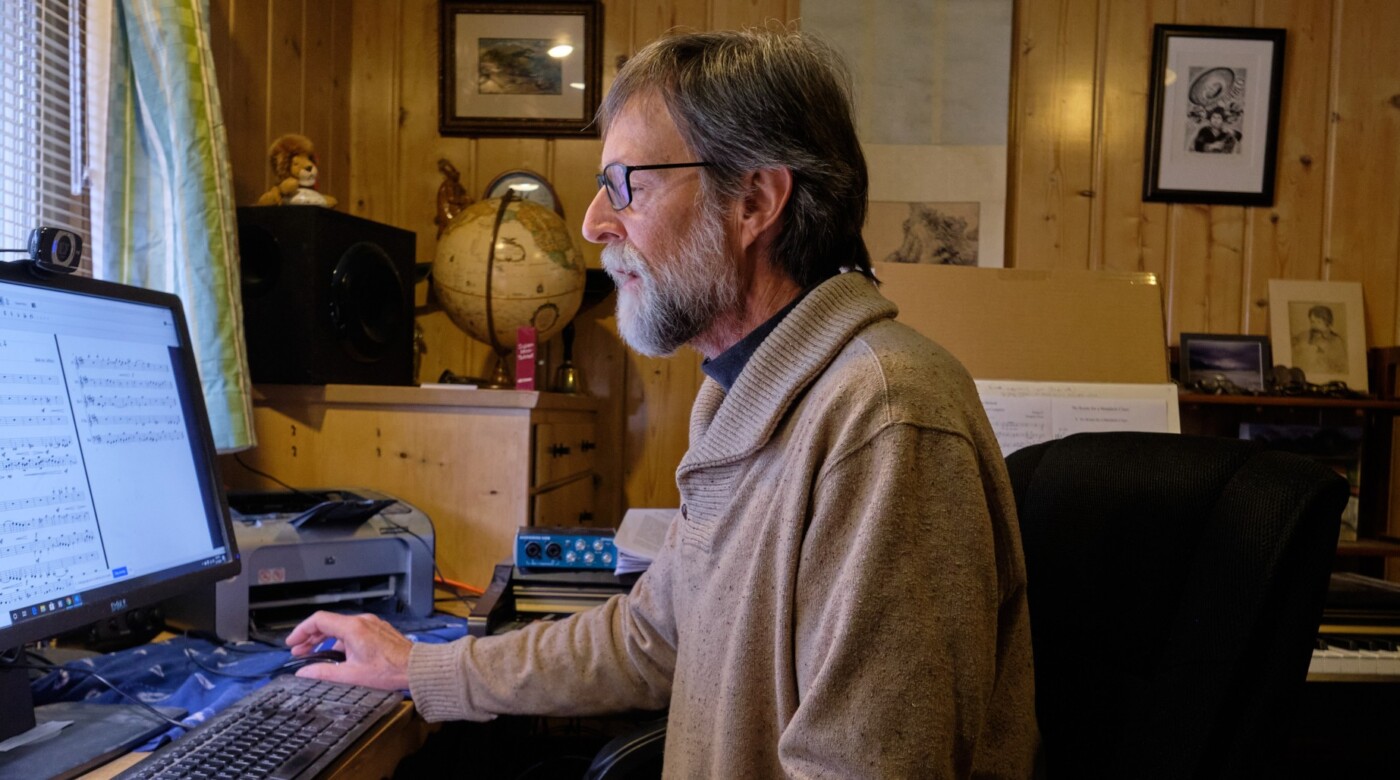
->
xmin=12 ymin=656 xmax=188 ymax=731
xmin=231 ymin=454 xmax=320 ymax=500
xmin=0 ymin=248 xmax=29 ymax=253
xmin=376 ymin=513 xmax=477 ymax=613
xmin=179 ymin=643 xmax=278 ymax=680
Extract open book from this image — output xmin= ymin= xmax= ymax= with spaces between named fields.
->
xmin=614 ymin=508 xmax=678 ymax=575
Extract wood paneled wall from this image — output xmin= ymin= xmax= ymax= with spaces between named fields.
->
xmin=1011 ymin=0 xmax=1400 ymax=348
xmin=212 ymin=0 xmax=1400 ymax=528
xmin=211 ymin=0 xmax=797 ymax=527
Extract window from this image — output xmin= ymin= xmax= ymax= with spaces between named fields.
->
xmin=0 ymin=0 xmax=88 ymax=270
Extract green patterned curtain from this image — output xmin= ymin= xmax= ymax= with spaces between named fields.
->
xmin=89 ymin=0 xmax=254 ymax=451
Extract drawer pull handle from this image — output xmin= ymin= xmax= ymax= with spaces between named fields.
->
xmin=550 ymin=444 xmax=572 ymax=457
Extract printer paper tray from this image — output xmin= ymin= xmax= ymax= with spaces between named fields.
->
xmin=247 ymin=582 xmax=394 ymax=613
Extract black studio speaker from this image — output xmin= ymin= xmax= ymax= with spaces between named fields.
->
xmin=236 ymin=206 xmax=416 ymax=386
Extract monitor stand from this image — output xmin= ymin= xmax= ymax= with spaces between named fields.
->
xmin=0 ymin=660 xmax=185 ymax=779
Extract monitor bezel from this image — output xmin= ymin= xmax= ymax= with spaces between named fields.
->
xmin=0 ymin=260 xmax=242 ymax=651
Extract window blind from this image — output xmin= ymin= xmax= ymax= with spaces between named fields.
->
xmin=0 ymin=0 xmax=88 ymax=268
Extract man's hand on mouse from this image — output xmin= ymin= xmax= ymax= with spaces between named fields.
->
xmin=284 ymin=611 xmax=412 ymax=691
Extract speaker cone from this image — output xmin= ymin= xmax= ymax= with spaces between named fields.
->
xmin=330 ymin=242 xmax=408 ymax=363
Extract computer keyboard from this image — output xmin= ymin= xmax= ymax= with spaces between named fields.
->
xmin=114 ymin=676 xmax=402 ymax=780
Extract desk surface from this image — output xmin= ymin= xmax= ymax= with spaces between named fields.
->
xmin=81 ymin=701 xmax=438 ymax=779
xmin=55 ymin=610 xmax=472 ymax=780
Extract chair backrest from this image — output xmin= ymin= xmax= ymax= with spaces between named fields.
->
xmin=1005 ymin=432 xmax=1347 ymax=779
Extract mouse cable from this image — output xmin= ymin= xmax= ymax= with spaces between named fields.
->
xmin=13 ymin=653 xmax=189 ymax=731
xmin=175 ymin=630 xmax=282 ymax=680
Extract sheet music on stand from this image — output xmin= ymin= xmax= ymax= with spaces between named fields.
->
xmin=975 ymin=380 xmax=1181 ymax=456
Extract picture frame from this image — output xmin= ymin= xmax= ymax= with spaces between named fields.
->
xmin=1268 ymin=279 xmax=1368 ymax=393
xmin=1179 ymin=332 xmax=1272 ymax=393
xmin=1142 ymin=25 xmax=1286 ymax=206
xmin=439 ymin=0 xmax=601 ymax=137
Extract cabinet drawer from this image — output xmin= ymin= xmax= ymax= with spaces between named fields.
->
xmin=533 ymin=421 xmax=597 ymax=486
xmin=533 ymin=474 xmax=596 ymax=527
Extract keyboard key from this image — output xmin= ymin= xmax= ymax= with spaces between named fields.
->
xmin=113 ymin=677 xmax=401 ymax=780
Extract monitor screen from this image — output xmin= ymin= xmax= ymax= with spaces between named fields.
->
xmin=0 ymin=260 xmax=240 ymax=755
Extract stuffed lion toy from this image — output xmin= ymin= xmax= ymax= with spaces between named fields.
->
xmin=256 ymin=133 xmax=337 ymax=207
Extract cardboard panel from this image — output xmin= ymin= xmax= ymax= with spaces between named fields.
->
xmin=874 ymin=262 xmax=1168 ymax=383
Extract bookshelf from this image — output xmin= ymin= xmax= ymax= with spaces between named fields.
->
xmin=1177 ymin=393 xmax=1400 ymax=575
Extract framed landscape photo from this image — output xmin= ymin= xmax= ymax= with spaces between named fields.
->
xmin=1143 ymin=25 xmax=1286 ymax=206
xmin=1268 ymin=279 xmax=1368 ymax=393
xmin=439 ymin=0 xmax=601 ymax=137
xmin=1179 ymin=332 xmax=1271 ymax=393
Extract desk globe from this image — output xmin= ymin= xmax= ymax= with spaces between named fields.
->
xmin=432 ymin=192 xmax=585 ymax=387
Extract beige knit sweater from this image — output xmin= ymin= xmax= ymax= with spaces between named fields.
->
xmin=409 ymin=272 xmax=1039 ymax=777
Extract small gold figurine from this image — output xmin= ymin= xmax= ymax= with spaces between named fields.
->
xmin=434 ymin=158 xmax=472 ymax=237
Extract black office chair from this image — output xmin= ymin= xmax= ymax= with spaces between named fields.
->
xmin=1005 ymin=431 xmax=1347 ymax=779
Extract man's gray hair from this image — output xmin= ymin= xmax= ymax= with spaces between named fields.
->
xmin=599 ymin=28 xmax=873 ymax=287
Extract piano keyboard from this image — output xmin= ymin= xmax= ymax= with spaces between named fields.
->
xmin=1309 ymin=632 xmax=1400 ymax=680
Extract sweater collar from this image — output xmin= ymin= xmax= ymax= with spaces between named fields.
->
xmin=679 ymin=271 xmax=897 ymax=474
xmin=700 ymin=288 xmax=809 ymax=392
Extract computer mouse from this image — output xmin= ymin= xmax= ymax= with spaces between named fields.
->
xmin=275 ymin=649 xmax=347 ymax=674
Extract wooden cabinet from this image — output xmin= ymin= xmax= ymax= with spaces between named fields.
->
xmin=1178 ymin=393 xmax=1400 ymax=576
xmin=224 ymin=385 xmax=598 ymax=588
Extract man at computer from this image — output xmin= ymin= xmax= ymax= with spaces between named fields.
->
xmin=287 ymin=28 xmax=1038 ymax=776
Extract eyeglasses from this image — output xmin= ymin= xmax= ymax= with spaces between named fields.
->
xmin=595 ymin=162 xmax=711 ymax=210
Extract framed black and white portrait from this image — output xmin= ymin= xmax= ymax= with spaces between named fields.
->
xmin=1268 ymin=279 xmax=1368 ymax=393
xmin=1143 ymin=25 xmax=1286 ymax=206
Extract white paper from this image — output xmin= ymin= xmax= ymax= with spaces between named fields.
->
xmin=614 ymin=508 xmax=677 ymax=575
xmin=0 ymin=720 xmax=70 ymax=752
xmin=975 ymin=381 xmax=1180 ymax=456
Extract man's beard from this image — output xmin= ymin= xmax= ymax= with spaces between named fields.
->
xmin=602 ymin=206 xmax=739 ymax=357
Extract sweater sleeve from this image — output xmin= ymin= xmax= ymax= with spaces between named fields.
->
xmin=778 ymin=423 xmax=1033 ymax=778
xmin=408 ymin=520 xmax=683 ymax=722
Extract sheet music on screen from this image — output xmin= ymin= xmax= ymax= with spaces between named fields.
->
xmin=0 ymin=279 xmax=228 ymax=629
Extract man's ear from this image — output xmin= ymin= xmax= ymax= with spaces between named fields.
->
xmin=735 ymin=167 xmax=793 ymax=252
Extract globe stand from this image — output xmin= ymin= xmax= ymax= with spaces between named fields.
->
xmin=432 ymin=188 xmax=587 ymax=392
xmin=482 ymin=347 xmax=514 ymax=389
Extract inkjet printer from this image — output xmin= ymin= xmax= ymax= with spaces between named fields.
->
xmin=167 ymin=488 xmax=436 ymax=643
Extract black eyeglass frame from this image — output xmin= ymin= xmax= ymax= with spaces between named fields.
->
xmin=596 ymin=162 xmax=711 ymax=210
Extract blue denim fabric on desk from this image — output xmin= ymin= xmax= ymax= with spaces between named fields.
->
xmin=29 ymin=614 xmax=469 ymax=751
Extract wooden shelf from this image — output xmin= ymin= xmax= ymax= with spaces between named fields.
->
xmin=1337 ymin=539 xmax=1400 ymax=558
xmin=1177 ymin=392 xmax=1400 ymax=576
xmin=1177 ymin=392 xmax=1400 ymax=412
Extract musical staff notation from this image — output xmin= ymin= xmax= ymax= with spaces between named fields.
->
xmin=0 ymin=507 xmax=91 ymax=533
xmin=83 ymin=413 xmax=182 ymax=428
xmin=0 ymin=372 xmax=60 ymax=385
xmin=0 ymin=394 xmax=60 ymax=406
xmin=0 ymin=487 xmax=83 ymax=513
xmin=0 ymin=529 xmax=96 ymax=561
xmin=0 ymin=415 xmax=65 ymax=427
xmin=74 ymin=376 xmax=174 ymax=390
xmin=80 ymin=393 xmax=169 ymax=409
xmin=89 ymin=429 xmax=186 ymax=445
xmin=0 ymin=450 xmax=78 ymax=473
xmin=70 ymin=354 xmax=166 ymax=373
xmin=0 ymin=435 xmax=72 ymax=449
xmin=0 ymin=550 xmax=103 ymax=603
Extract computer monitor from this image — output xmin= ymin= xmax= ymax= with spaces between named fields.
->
xmin=0 ymin=260 xmax=240 ymax=777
